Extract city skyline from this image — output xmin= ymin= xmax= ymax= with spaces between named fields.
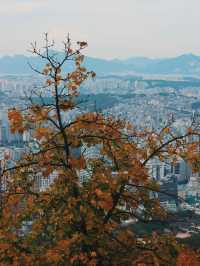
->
xmin=1 ymin=0 xmax=200 ymax=59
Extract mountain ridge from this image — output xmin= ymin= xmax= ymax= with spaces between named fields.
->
xmin=0 ymin=53 xmax=200 ymax=76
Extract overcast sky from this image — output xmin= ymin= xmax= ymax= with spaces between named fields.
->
xmin=0 ymin=0 xmax=200 ymax=59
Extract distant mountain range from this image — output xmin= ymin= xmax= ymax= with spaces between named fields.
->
xmin=1 ymin=53 xmax=200 ymax=76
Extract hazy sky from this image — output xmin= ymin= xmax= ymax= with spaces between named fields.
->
xmin=1 ymin=0 xmax=200 ymax=58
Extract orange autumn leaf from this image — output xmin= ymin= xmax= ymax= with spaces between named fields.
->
xmin=35 ymin=127 xmax=49 ymax=139
xmin=176 ymin=250 xmax=200 ymax=266
xmin=8 ymin=109 xmax=24 ymax=133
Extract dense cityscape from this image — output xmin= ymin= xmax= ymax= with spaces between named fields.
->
xmin=0 ymin=70 xmax=200 ymax=258
xmin=2 ymin=74 xmax=200 ymax=209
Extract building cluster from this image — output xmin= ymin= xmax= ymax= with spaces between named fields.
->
xmin=0 ymin=75 xmax=41 ymax=98
xmin=146 ymin=157 xmax=200 ymax=213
